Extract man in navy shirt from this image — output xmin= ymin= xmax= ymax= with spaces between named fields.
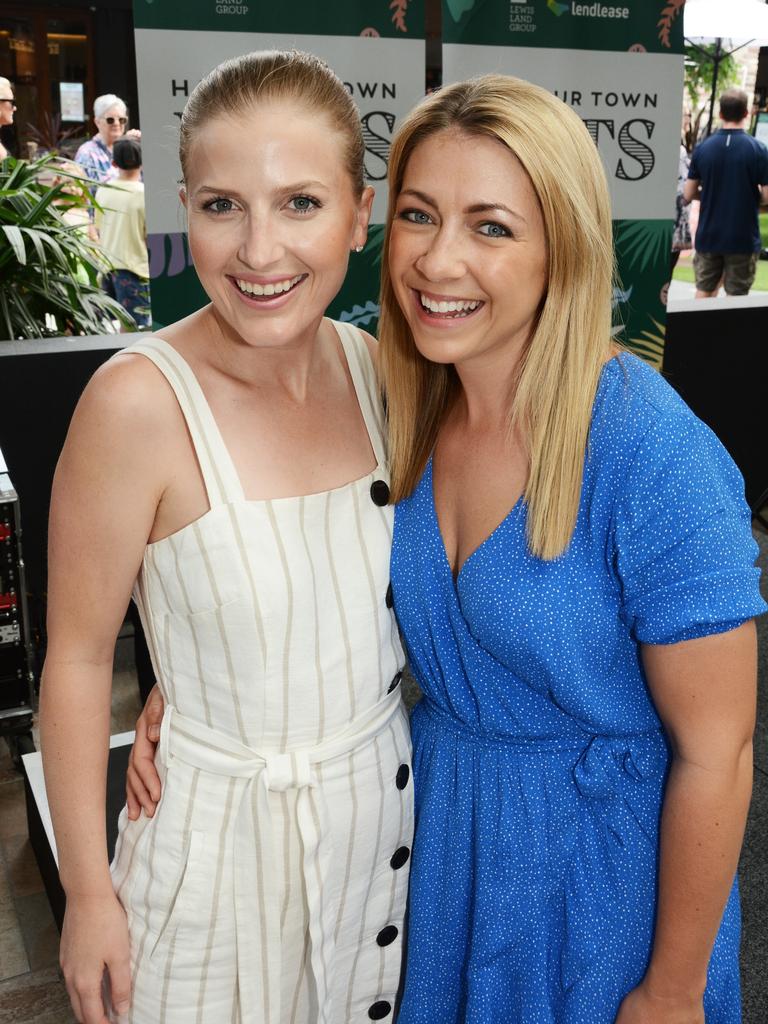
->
xmin=684 ymin=87 xmax=768 ymax=297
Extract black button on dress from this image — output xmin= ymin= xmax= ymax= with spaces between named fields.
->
xmin=368 ymin=1000 xmax=392 ymax=1019
xmin=396 ymin=764 xmax=410 ymax=790
xmin=390 ymin=846 xmax=410 ymax=870
xmin=376 ymin=925 xmax=399 ymax=947
xmin=370 ymin=480 xmax=390 ymax=506
xmin=387 ymin=671 xmax=403 ymax=694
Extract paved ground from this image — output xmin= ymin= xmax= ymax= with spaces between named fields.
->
xmin=668 ymin=278 xmax=768 ymax=301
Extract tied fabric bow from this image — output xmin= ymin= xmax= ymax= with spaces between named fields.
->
xmin=159 ymin=689 xmax=404 ymax=1024
xmin=572 ymin=732 xmax=668 ymax=846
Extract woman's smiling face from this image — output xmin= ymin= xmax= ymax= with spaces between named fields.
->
xmin=388 ymin=128 xmax=548 ymax=373
xmin=183 ymin=99 xmax=373 ymax=350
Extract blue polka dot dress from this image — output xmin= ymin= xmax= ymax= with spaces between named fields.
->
xmin=392 ymin=354 xmax=766 ymax=1024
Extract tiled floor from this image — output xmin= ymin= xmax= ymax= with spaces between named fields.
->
xmin=0 ymin=662 xmax=141 ymax=1024
xmin=1 ymin=529 xmax=766 ymax=1022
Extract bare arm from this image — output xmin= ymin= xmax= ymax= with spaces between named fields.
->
xmin=682 ymin=178 xmax=700 ymax=205
xmin=761 ymin=183 xmax=768 ymax=205
xmin=40 ymin=357 xmax=166 ymax=1023
xmin=615 ymin=621 xmax=756 ymax=1023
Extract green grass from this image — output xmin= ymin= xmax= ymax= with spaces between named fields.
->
xmin=673 ymin=255 xmax=768 ymax=293
xmin=761 ymin=212 xmax=768 ymax=249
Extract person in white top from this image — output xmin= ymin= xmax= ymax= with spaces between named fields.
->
xmin=40 ymin=50 xmax=412 ymax=1024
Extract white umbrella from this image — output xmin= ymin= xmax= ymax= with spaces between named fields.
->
xmin=684 ymin=0 xmax=768 ymax=46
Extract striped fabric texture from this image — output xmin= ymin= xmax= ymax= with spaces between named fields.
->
xmin=110 ymin=325 xmax=413 ymax=1023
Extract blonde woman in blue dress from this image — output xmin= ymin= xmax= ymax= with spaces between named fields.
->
xmin=40 ymin=51 xmax=412 ymax=1024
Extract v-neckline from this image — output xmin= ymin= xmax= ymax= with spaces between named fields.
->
xmin=427 ymin=455 xmax=524 ymax=586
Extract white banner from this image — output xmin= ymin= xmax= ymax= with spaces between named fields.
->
xmin=135 ymin=29 xmax=426 ymax=232
xmin=443 ymin=43 xmax=681 ymax=221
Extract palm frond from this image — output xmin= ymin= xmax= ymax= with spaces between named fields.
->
xmin=627 ymin=316 xmax=665 ymax=370
xmin=614 ymin=219 xmax=672 ymax=274
xmin=0 ymin=153 xmax=136 ymax=339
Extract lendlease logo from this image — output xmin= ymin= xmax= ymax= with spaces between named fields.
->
xmin=546 ymin=1 xmax=631 ymax=18
xmin=571 ymin=2 xmax=630 ymax=17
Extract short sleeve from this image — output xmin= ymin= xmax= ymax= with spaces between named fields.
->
xmin=75 ymin=145 xmax=97 ymax=183
xmin=687 ymin=146 xmax=700 ymax=180
xmin=757 ymin=140 xmax=768 ymax=185
xmin=612 ymin=404 xmax=765 ymax=645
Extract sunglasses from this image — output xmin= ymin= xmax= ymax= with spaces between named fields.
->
xmin=104 ymin=116 xmax=128 ymax=125
xmin=0 ymin=98 xmax=16 ymax=108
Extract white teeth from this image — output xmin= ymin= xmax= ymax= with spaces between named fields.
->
xmin=419 ymin=294 xmax=481 ymax=315
xmin=235 ymin=274 xmax=302 ymax=296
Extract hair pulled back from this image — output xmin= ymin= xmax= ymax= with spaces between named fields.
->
xmin=179 ymin=50 xmax=365 ymax=196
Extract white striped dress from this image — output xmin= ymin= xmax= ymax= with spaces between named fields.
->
xmin=109 ymin=324 xmax=413 ymax=1024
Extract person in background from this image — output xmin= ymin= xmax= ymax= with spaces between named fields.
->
xmin=684 ymin=87 xmax=768 ymax=297
xmin=94 ymin=137 xmax=151 ymax=330
xmin=671 ymin=142 xmax=692 ymax=275
xmin=75 ymin=93 xmax=139 ymax=186
xmin=0 ymin=77 xmax=16 ymax=160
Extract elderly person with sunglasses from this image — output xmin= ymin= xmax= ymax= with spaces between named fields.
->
xmin=0 ymin=77 xmax=16 ymax=161
xmin=75 ymin=93 xmax=139 ymax=185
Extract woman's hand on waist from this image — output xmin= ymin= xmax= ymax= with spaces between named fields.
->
xmin=60 ymin=892 xmax=131 ymax=1024
xmin=126 ymin=683 xmax=165 ymax=819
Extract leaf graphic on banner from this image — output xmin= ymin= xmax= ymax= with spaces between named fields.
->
xmin=627 ymin=316 xmax=665 ymax=370
xmin=445 ymin=0 xmax=477 ymax=24
xmin=657 ymin=0 xmax=684 ymax=49
xmin=340 ymin=300 xmax=381 ymax=327
xmin=546 ymin=0 xmax=570 ymax=16
xmin=390 ymin=0 xmax=409 ymax=33
xmin=614 ymin=220 xmax=671 ymax=274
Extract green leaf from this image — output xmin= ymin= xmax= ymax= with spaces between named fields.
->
xmin=0 ymin=287 xmax=14 ymax=339
xmin=20 ymin=181 xmax=67 ymax=226
xmin=2 ymin=225 xmax=26 ymax=265
xmin=0 ymin=153 xmax=145 ymax=340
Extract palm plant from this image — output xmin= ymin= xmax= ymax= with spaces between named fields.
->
xmin=0 ymin=153 xmax=135 ymax=339
xmin=25 ymin=113 xmax=86 ymax=159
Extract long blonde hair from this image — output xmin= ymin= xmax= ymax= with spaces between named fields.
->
xmin=379 ymin=75 xmax=615 ymax=560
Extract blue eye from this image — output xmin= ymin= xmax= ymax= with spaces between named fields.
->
xmin=289 ymin=195 xmax=320 ymax=213
xmin=478 ymin=221 xmax=511 ymax=238
xmin=203 ymin=197 xmax=235 ymax=214
xmin=400 ymin=208 xmax=433 ymax=225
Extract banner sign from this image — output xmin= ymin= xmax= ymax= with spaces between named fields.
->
xmin=133 ymin=1 xmax=425 ymax=328
xmin=442 ymin=0 xmax=686 ymax=366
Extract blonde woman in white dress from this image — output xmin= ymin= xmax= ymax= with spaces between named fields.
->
xmin=40 ymin=51 xmax=412 ymax=1024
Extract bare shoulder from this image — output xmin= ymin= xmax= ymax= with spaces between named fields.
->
xmin=76 ymin=348 xmax=179 ymax=440
xmin=60 ymin=350 xmax=184 ymax=497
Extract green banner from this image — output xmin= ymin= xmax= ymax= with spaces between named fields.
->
xmin=134 ymin=2 xmax=425 ymax=329
xmin=442 ymin=0 xmax=686 ymax=366
xmin=444 ymin=0 xmax=684 ymax=53
xmin=134 ymin=0 xmax=416 ymax=39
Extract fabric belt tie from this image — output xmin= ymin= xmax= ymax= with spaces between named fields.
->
xmin=159 ymin=688 xmax=404 ymax=1024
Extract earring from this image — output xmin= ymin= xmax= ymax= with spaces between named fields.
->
xmin=353 ymin=244 xmax=363 ymax=253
